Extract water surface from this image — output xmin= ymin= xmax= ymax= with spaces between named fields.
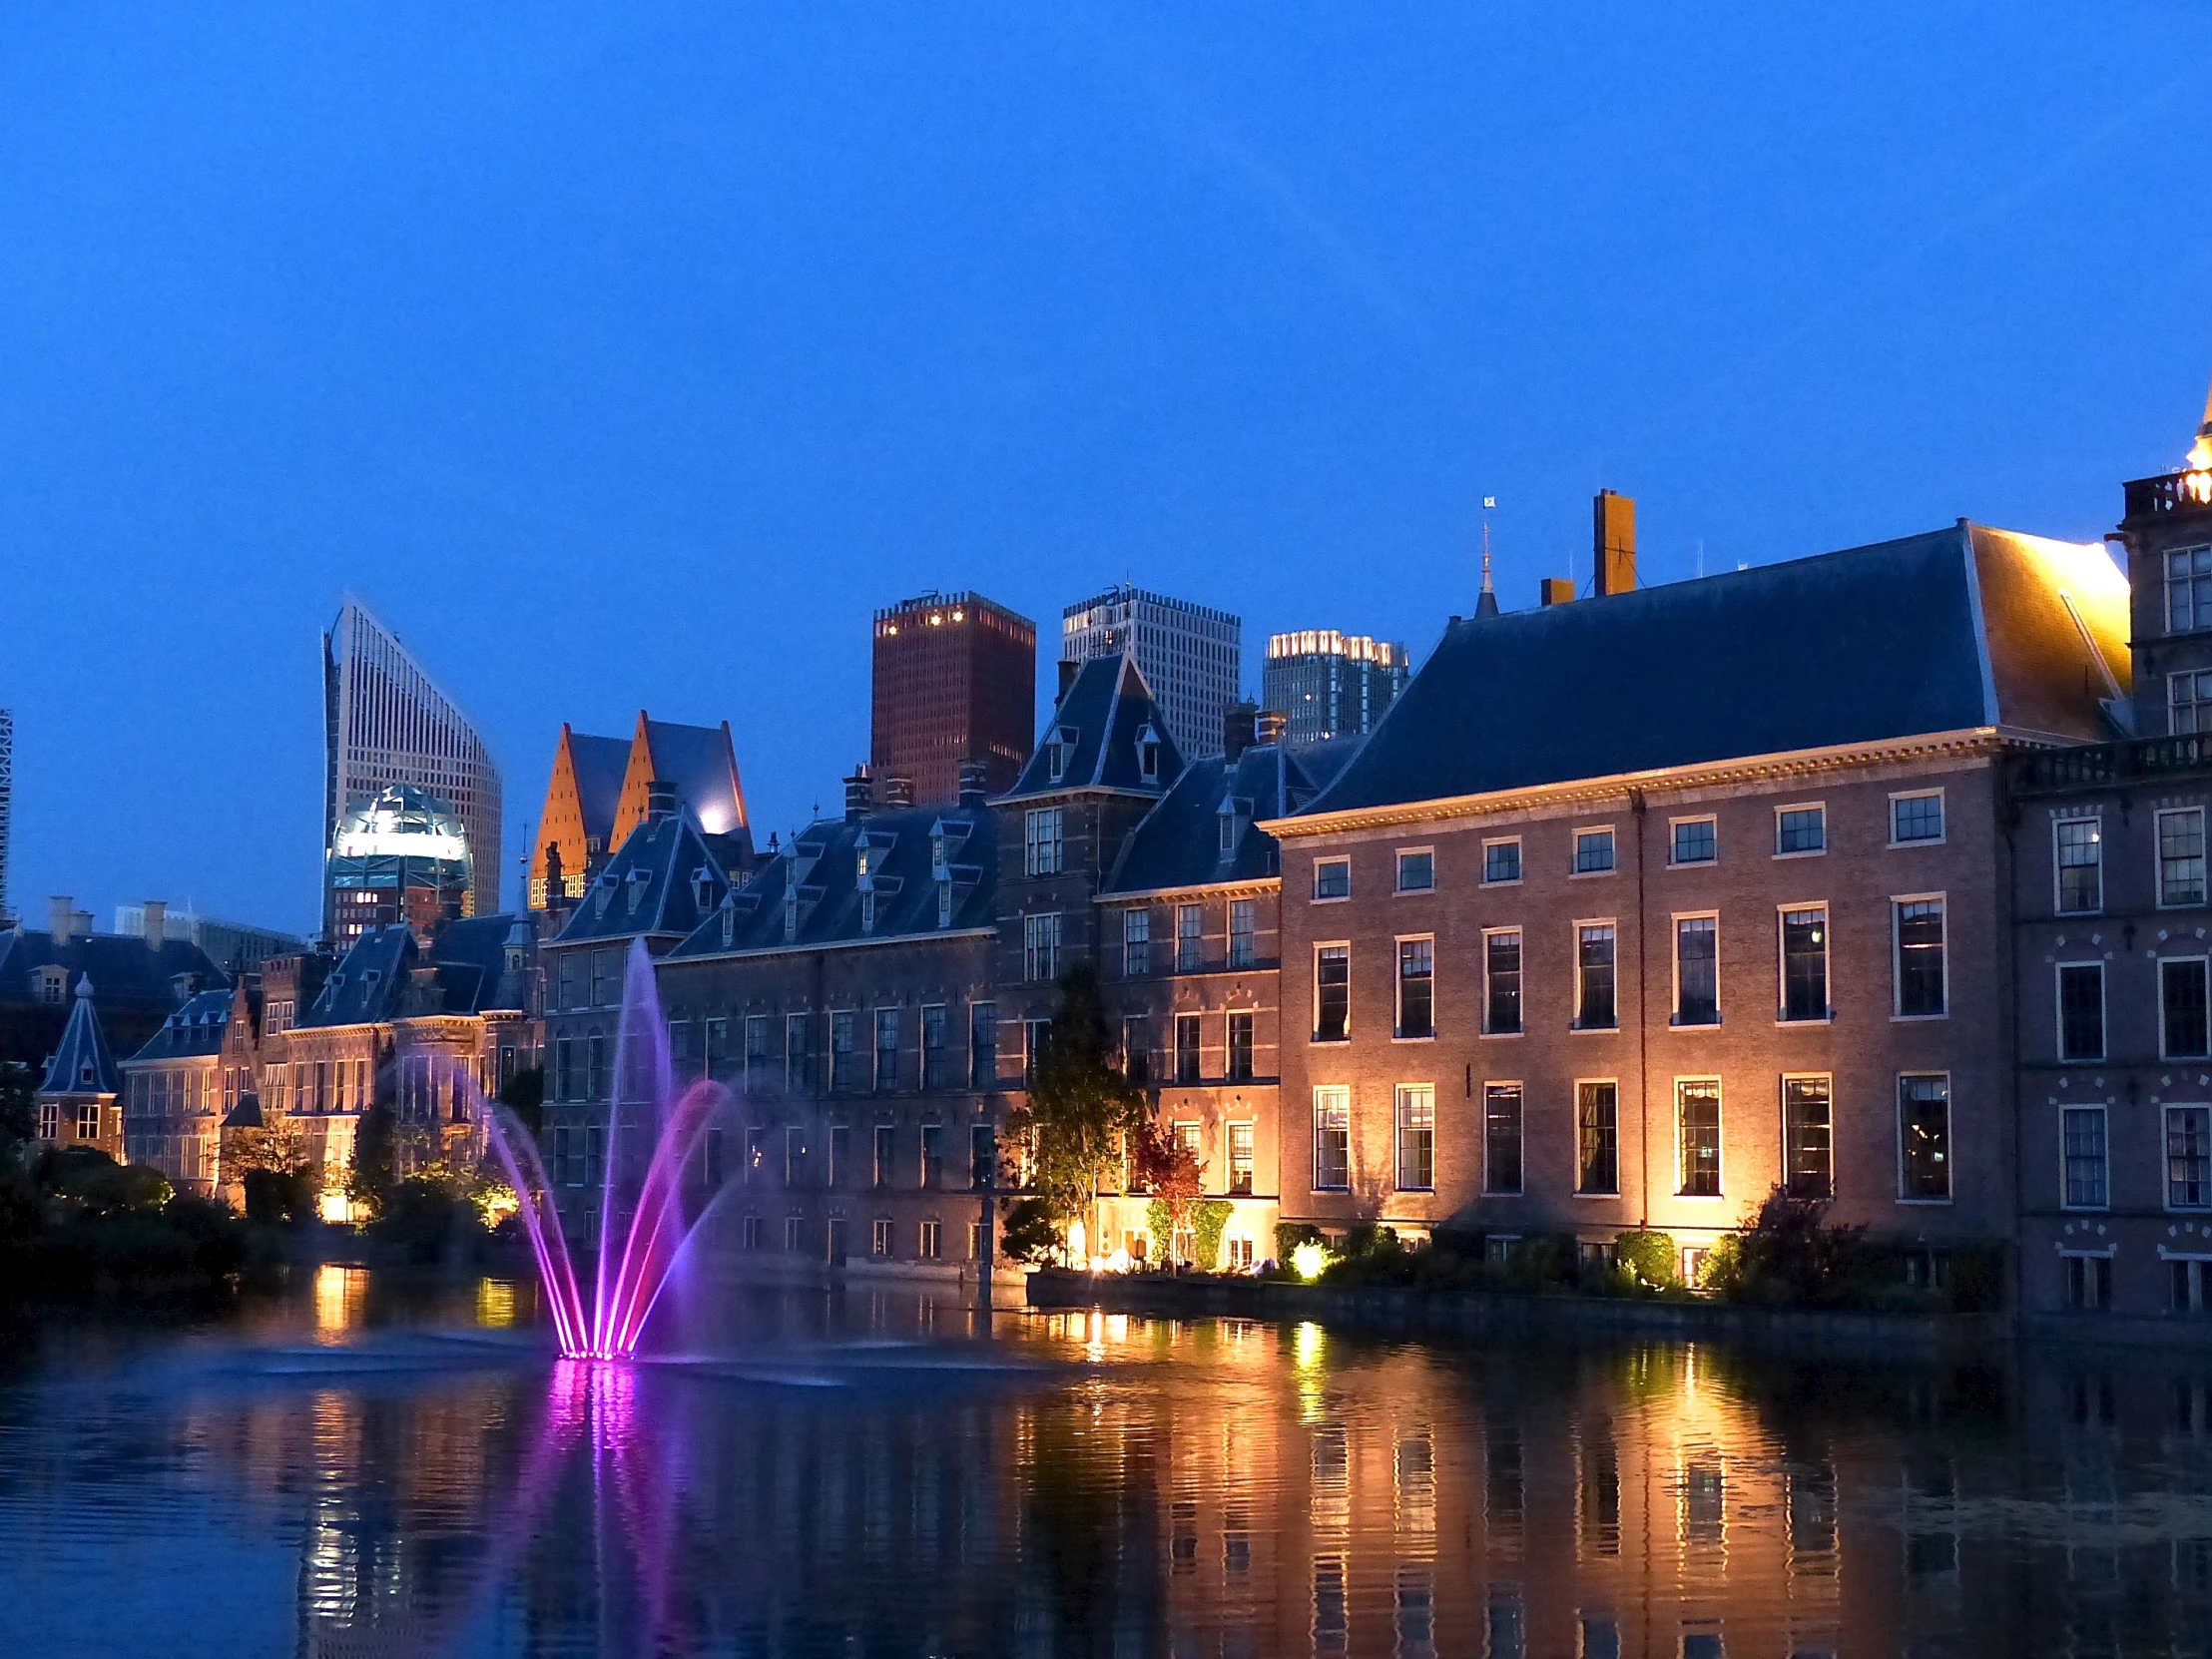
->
xmin=2 ymin=1270 xmax=2210 ymax=1657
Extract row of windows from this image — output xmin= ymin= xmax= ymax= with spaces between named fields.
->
xmin=1311 ymin=1072 xmax=1952 ymax=1202
xmin=1314 ymin=898 xmax=1946 ymax=1041
xmin=552 ymin=1120 xmax=997 ymax=1193
xmin=2051 ymin=805 xmax=2207 ymax=911
xmin=2058 ymin=1103 xmax=2212 ymax=1211
xmin=1119 ymin=899 xmax=1263 ymax=974
xmin=1314 ymin=794 xmax=1946 ymax=901
xmin=1122 ymin=1010 xmax=1261 ymax=1085
xmin=553 ymin=1003 xmax=1002 ymax=1103
xmin=2053 ymin=955 xmax=2212 ymax=1061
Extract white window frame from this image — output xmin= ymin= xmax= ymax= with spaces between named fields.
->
xmin=1667 ymin=814 xmax=1718 ymax=867
xmin=1776 ymin=900 xmax=1832 ymax=1025
xmin=2052 ymin=812 xmax=2104 ymax=915
xmin=1888 ymin=789 xmax=1945 ymax=847
xmin=2159 ymin=954 xmax=2212 ymax=1061
xmin=1670 ymin=910 xmax=1721 ymax=1028
xmin=1023 ymin=911 xmax=1061 ymax=983
xmin=1781 ymin=1071 xmax=1835 ymax=1200
xmin=1774 ymin=801 xmax=1828 ymax=858
xmin=1896 ymin=1070 xmax=1954 ymax=1205
xmin=2054 ymin=959 xmax=2106 ymax=1064
xmin=1572 ymin=918 xmax=1619 ymax=1032
xmin=2059 ymin=1104 xmax=2109 ymax=1212
xmin=1394 ymin=846 xmax=1436 ymax=894
xmin=1313 ymin=856 xmax=1352 ymax=902
xmin=1313 ymin=941 xmax=1352 ymax=1042
xmin=1023 ymin=808 xmax=1064 ymax=878
xmin=2167 ymin=1103 xmax=2212 ymax=1212
xmin=1674 ymin=1075 xmax=1724 ymax=1200
xmin=2157 ymin=806 xmax=2208 ymax=908
xmin=1482 ymin=1080 xmax=1524 ymax=1196
xmin=1481 ymin=925 xmax=1523 ymax=1038
xmin=1891 ymin=892 xmax=1949 ymax=1021
xmin=1394 ymin=933 xmax=1436 ymax=1042
xmin=1571 ymin=825 xmax=1618 ymax=877
xmin=1480 ymin=836 xmax=1523 ymax=887
xmin=1393 ymin=1083 xmax=1435 ymax=1192
xmin=1313 ymin=1085 xmax=1352 ymax=1192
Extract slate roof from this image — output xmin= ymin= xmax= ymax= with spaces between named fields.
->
xmin=300 ymin=913 xmax=537 ymax=1026
xmin=125 ymin=988 xmax=234 ymax=1064
xmin=1001 ymin=653 xmax=1187 ymax=800
xmin=1105 ymin=744 xmax=1348 ymax=895
xmin=554 ymin=812 xmax=736 ymax=945
xmin=567 ymin=731 xmax=632 ymax=843
xmin=637 ymin=719 xmax=747 ymax=835
xmin=0 ymin=929 xmax=225 ymax=1014
xmin=1303 ymin=523 xmax=2130 ymax=818
xmin=40 ymin=978 xmax=120 ymax=1097
xmin=669 ymin=802 xmax=998 ymax=958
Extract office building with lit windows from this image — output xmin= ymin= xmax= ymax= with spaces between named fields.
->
xmin=323 ymin=600 xmax=503 ymax=934
xmin=0 ymin=706 xmax=13 ymax=925
xmin=871 ymin=591 xmax=1036 ymax=805
xmin=1262 ymin=631 xmax=1409 ymax=744
xmin=1062 ymin=585 xmax=1241 ymax=760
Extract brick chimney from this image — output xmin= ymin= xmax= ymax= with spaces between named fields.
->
xmin=646 ymin=779 xmax=679 ymax=820
xmin=1255 ymin=709 xmax=1289 ymax=746
xmin=49 ymin=895 xmax=75 ymax=940
xmin=142 ymin=900 xmax=167 ymax=948
xmin=955 ymin=761 xmax=989 ymax=808
xmin=1224 ymin=700 xmax=1258 ymax=762
xmin=1594 ymin=489 xmax=1636 ymax=596
xmin=880 ymin=775 xmax=914 ymax=811
xmin=1539 ymin=578 xmax=1575 ymax=607
xmin=843 ymin=764 xmax=874 ymax=823
xmin=1057 ymin=659 xmax=1080 ymax=699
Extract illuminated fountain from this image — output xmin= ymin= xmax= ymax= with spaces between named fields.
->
xmin=483 ymin=938 xmax=728 ymax=1361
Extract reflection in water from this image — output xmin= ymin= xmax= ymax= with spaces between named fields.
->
xmin=5 ymin=1282 xmax=2212 ymax=1655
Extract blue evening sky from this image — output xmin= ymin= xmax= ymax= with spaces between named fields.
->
xmin=2 ymin=4 xmax=2205 ymax=934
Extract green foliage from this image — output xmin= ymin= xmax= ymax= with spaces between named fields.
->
xmin=0 ymin=1061 xmax=36 ymax=1154
xmin=347 ymin=1104 xmax=398 ymax=1218
xmin=243 ymin=1167 xmax=315 ymax=1227
xmin=1191 ymin=1200 xmax=1232 ymax=1271
xmin=1613 ymin=1229 xmax=1680 ymax=1288
xmin=1144 ymin=1199 xmax=1173 ymax=1264
xmin=1008 ymin=964 xmax=1148 ymax=1230
xmin=1704 ymin=1189 xmax=1869 ymax=1307
xmin=369 ymin=1177 xmax=489 ymax=1266
xmin=1275 ymin=1221 xmax=1322 ymax=1264
xmin=496 ymin=1066 xmax=546 ymax=1136
xmin=34 ymin=1146 xmax=172 ymax=1217
xmin=998 ymin=1196 xmax=1062 ymax=1266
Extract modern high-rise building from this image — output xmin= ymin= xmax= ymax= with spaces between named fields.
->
xmin=0 ymin=707 xmax=12 ymax=926
xmin=871 ymin=592 xmax=1036 ymax=804
xmin=1060 ymin=585 xmax=1241 ymax=760
xmin=1262 ymin=631 xmax=1411 ymax=743
xmin=322 ymin=600 xmax=502 ymax=937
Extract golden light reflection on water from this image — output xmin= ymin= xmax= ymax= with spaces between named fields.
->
xmin=311 ymin=1264 xmax=366 ymax=1337
xmin=474 ymin=1278 xmax=517 ymax=1328
xmin=10 ymin=1285 xmax=2212 ymax=1657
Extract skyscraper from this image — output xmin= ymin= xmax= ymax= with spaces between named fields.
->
xmin=0 ymin=707 xmax=12 ymax=925
xmin=871 ymin=592 xmax=1037 ymax=804
xmin=1060 ymin=585 xmax=1241 ymax=760
xmin=322 ymin=600 xmax=502 ymax=937
xmin=1262 ymin=631 xmax=1411 ymax=744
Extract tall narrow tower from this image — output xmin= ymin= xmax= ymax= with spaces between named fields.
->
xmin=0 ymin=707 xmax=12 ymax=925
xmin=322 ymin=600 xmax=502 ymax=938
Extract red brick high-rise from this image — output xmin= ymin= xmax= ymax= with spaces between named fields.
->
xmin=870 ymin=592 xmax=1035 ymax=806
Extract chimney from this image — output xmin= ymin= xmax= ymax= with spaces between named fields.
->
xmin=1224 ymin=700 xmax=1258 ymax=762
xmin=1594 ymin=489 xmax=1636 ymax=596
xmin=843 ymin=764 xmax=874 ymax=823
xmin=1255 ymin=709 xmax=1289 ymax=747
xmin=1539 ymin=578 xmax=1575 ymax=607
xmin=1057 ymin=658 xmax=1080 ymax=699
xmin=646 ymin=779 xmax=679 ymax=820
xmin=49 ymin=895 xmax=75 ymax=940
xmin=880 ymin=775 xmax=914 ymax=811
xmin=956 ymin=760 xmax=990 ymax=808
xmin=142 ymin=900 xmax=167 ymax=948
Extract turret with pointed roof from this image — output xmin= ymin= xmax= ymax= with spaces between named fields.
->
xmin=36 ymin=976 xmax=122 ymax=1156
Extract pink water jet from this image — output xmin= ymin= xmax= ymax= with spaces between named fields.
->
xmin=484 ymin=938 xmax=729 ymax=1361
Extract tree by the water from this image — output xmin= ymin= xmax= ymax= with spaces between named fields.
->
xmin=1007 ymin=962 xmax=1148 ymax=1260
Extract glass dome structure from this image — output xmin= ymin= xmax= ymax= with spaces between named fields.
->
xmin=326 ymin=786 xmax=473 ymax=942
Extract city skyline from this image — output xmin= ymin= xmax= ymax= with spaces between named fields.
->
xmin=2 ymin=10 xmax=2202 ymax=933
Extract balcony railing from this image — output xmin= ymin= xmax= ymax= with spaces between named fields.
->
xmin=2012 ymin=732 xmax=2212 ymax=796
xmin=2122 ymin=469 xmax=2212 ymax=523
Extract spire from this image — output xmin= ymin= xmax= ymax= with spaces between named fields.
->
xmin=1475 ymin=495 xmax=1501 ymax=619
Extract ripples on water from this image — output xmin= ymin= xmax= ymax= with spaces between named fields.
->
xmin=3 ymin=1268 xmax=2212 ymax=1657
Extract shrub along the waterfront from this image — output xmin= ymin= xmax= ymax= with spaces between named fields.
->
xmin=0 ymin=1146 xmax=266 ymax=1293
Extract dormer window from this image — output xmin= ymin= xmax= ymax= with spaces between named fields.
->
xmin=33 ymin=967 xmax=66 ymax=1005
xmin=860 ymin=892 xmax=877 ymax=934
xmin=1137 ymin=724 xmax=1161 ymax=783
xmin=937 ymin=881 xmax=953 ymax=928
xmin=856 ymin=844 xmax=873 ymax=884
xmin=1047 ymin=726 xmax=1075 ymax=783
xmin=783 ymin=886 xmax=799 ymax=943
xmin=931 ymin=829 xmax=948 ymax=877
xmin=691 ymin=868 xmax=715 ymax=910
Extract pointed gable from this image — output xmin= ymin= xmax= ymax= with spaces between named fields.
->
xmin=41 ymin=978 xmax=120 ymax=1097
xmin=532 ymin=724 xmax=631 ymax=898
xmin=1002 ymin=653 xmax=1187 ymax=800
xmin=611 ymin=712 xmax=751 ymax=850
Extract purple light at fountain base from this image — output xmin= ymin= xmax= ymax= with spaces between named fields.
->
xmin=484 ymin=937 xmax=729 ymax=1362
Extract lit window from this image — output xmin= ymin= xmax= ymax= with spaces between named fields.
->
xmin=1780 ymin=906 xmax=1828 ymax=1022
xmin=1899 ymin=1074 xmax=1951 ymax=1200
xmin=1776 ymin=806 xmax=1827 ymax=855
xmin=1892 ymin=792 xmax=1943 ymax=843
xmin=1676 ymin=1080 xmax=1721 ymax=1197
xmin=1670 ymin=819 xmax=1716 ymax=864
xmin=1576 ymin=1082 xmax=1618 ymax=1195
